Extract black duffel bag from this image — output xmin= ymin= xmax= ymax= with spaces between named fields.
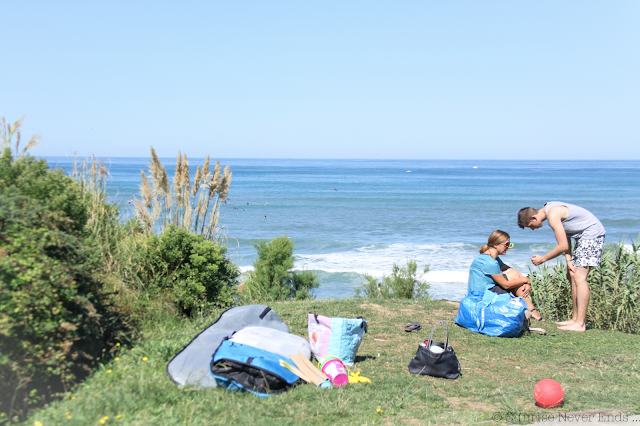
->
xmin=408 ymin=320 xmax=461 ymax=379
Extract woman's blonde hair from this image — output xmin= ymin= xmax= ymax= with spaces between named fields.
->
xmin=479 ymin=230 xmax=510 ymax=254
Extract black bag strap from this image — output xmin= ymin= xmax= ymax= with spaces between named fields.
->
xmin=357 ymin=316 xmax=368 ymax=333
xmin=259 ymin=307 xmax=272 ymax=319
xmin=426 ymin=320 xmax=449 ymax=353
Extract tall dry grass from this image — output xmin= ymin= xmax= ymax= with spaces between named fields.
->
xmin=69 ymin=154 xmax=172 ymax=322
xmin=1 ymin=116 xmax=40 ymax=158
xmin=136 ymin=146 xmax=231 ymax=241
xmin=529 ymin=238 xmax=640 ymax=333
xmin=69 ymin=148 xmax=236 ymax=322
xmin=71 ymin=154 xmax=122 ymax=271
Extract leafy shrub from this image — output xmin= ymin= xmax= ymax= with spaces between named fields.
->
xmin=529 ymin=240 xmax=640 ymax=333
xmin=357 ymin=260 xmax=431 ymax=299
xmin=0 ymin=151 xmax=87 ymax=232
xmin=0 ymin=151 xmax=128 ymax=421
xmin=241 ymin=236 xmax=319 ymax=302
xmin=133 ymin=225 xmax=240 ymax=316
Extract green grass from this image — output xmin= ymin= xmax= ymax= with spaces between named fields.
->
xmin=22 ymin=299 xmax=640 ymax=426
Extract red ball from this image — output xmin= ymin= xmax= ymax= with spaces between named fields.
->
xmin=533 ymin=379 xmax=564 ymax=408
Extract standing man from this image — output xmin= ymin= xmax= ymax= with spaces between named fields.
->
xmin=517 ymin=202 xmax=605 ymax=332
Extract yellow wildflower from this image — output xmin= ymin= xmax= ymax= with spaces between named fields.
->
xmin=130 ymin=348 xmax=134 ymax=351
xmin=34 ymin=422 xmax=43 ymax=426
xmin=376 ymin=406 xmax=383 ymax=414
xmin=65 ymin=411 xmax=70 ymax=415
xmin=123 ymin=367 xmax=128 ymax=370
xmin=114 ymin=357 xmax=119 ymax=361
xmin=106 ymin=370 xmax=112 ymax=374
xmin=98 ymin=416 xmax=109 ymax=424
xmin=71 ymin=396 xmax=76 ymax=400
xmin=142 ymin=357 xmax=148 ymax=362
xmin=116 ymin=343 xmax=120 ymax=347
xmin=116 ymin=414 xmax=122 ymax=419
xmin=66 ymin=416 xmax=71 ymax=420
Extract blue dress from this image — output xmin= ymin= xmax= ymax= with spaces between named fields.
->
xmin=467 ymin=254 xmax=505 ymax=293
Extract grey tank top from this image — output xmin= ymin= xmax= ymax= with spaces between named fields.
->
xmin=544 ymin=202 xmax=606 ymax=240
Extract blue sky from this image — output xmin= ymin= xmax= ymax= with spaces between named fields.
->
xmin=1 ymin=1 xmax=639 ymax=159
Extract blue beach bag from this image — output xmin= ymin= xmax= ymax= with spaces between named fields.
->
xmin=210 ymin=340 xmax=301 ymax=397
xmin=454 ymin=291 xmax=528 ymax=338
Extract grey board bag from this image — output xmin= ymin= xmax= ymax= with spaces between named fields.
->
xmin=167 ymin=305 xmax=289 ymax=388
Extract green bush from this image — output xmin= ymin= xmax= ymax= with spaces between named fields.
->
xmin=241 ymin=236 xmax=319 ymax=302
xmin=0 ymin=151 xmax=87 ymax=232
xmin=133 ymin=225 xmax=240 ymax=316
xmin=67 ymin=155 xmax=240 ymax=321
xmin=357 ymin=260 xmax=431 ymax=299
xmin=0 ymin=151 xmax=128 ymax=422
xmin=529 ymin=240 xmax=640 ymax=333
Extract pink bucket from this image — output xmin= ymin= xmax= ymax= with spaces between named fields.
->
xmin=320 ymin=357 xmax=348 ymax=387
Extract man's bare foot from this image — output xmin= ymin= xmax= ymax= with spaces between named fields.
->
xmin=555 ymin=319 xmax=575 ymax=325
xmin=558 ymin=323 xmax=586 ymax=332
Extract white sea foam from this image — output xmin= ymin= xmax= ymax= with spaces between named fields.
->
xmin=293 ymin=242 xmax=476 ymax=274
xmin=238 ymin=265 xmax=254 ymax=274
xmin=428 ymin=282 xmax=468 ymax=301
xmin=236 ymin=240 xmax=561 ymax=300
xmin=237 ymin=240 xmax=544 ymax=280
xmin=425 ymin=270 xmax=469 ymax=283
xmin=239 ymin=243 xmax=474 ymax=288
xmin=241 ymin=265 xmax=469 ymax=282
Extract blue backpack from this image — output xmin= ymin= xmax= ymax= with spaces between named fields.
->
xmin=210 ymin=340 xmax=301 ymax=397
xmin=454 ymin=291 xmax=528 ymax=338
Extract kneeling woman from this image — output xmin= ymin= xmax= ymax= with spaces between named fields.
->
xmin=467 ymin=230 xmax=544 ymax=321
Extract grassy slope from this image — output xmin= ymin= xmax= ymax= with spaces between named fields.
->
xmin=24 ymin=299 xmax=640 ymax=426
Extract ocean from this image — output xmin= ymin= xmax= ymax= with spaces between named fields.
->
xmin=44 ymin=157 xmax=640 ymax=301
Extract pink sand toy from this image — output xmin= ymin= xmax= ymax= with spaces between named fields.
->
xmin=319 ymin=356 xmax=349 ymax=387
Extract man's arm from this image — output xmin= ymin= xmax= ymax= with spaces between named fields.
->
xmin=531 ymin=207 xmax=570 ymax=265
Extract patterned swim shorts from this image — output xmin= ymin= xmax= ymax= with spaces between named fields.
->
xmin=572 ymin=235 xmax=605 ymax=267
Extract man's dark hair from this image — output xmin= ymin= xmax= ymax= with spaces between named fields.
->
xmin=517 ymin=207 xmax=538 ymax=229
